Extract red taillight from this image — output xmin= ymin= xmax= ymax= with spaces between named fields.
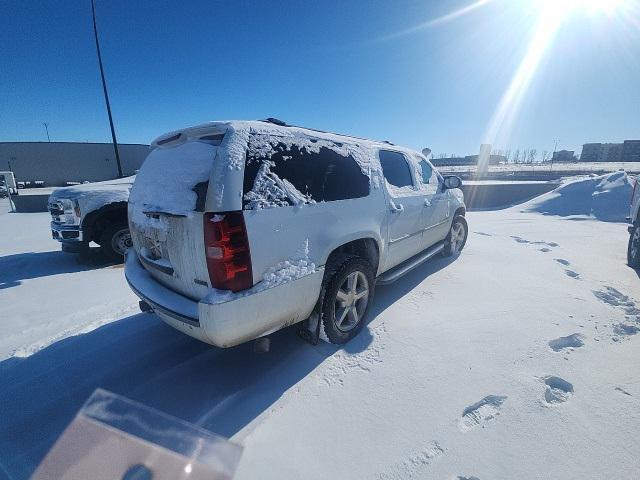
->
xmin=203 ymin=211 xmax=253 ymax=292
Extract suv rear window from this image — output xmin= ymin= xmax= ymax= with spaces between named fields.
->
xmin=379 ymin=150 xmax=413 ymax=188
xmin=243 ymin=136 xmax=369 ymax=209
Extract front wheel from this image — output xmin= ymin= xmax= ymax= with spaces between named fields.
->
xmin=100 ymin=224 xmax=132 ymax=262
xmin=320 ymin=255 xmax=375 ymax=344
xmin=628 ymin=224 xmax=640 ymax=269
xmin=442 ymin=215 xmax=468 ymax=257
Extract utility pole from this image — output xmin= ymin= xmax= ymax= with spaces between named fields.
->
xmin=42 ymin=122 xmax=51 ymax=142
xmin=551 ymin=139 xmax=558 ymax=171
xmin=91 ymin=0 xmax=123 ymax=178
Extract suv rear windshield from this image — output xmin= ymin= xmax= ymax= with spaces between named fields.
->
xmin=243 ymin=136 xmax=370 ymax=209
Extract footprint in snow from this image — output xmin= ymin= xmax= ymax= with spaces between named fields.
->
xmin=458 ymin=477 xmax=481 ymax=480
xmin=474 ymin=231 xmax=492 ymax=237
xmin=459 ymin=395 xmax=507 ymax=431
xmin=593 ymin=287 xmax=635 ymax=310
xmin=565 ymin=270 xmax=580 ymax=279
xmin=540 ymin=247 xmax=551 ymax=252
xmin=548 ymin=333 xmax=584 ymax=352
xmin=555 ymin=258 xmax=570 ymax=266
xmin=543 ymin=376 xmax=573 ymax=404
xmin=510 ymin=236 xmax=559 ymax=248
xmin=377 ymin=441 xmax=444 ymax=479
xmin=613 ymin=324 xmax=640 ymax=337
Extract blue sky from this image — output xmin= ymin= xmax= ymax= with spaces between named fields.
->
xmin=1 ymin=0 xmax=639 ymax=156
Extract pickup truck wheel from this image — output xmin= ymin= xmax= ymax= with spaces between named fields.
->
xmin=442 ymin=215 xmax=468 ymax=257
xmin=321 ymin=256 xmax=374 ymax=344
xmin=100 ymin=224 xmax=132 ymax=262
xmin=628 ymin=224 xmax=640 ymax=268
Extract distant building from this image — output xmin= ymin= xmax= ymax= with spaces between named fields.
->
xmin=432 ymin=156 xmax=471 ymax=167
xmin=621 ymin=140 xmax=640 ymax=162
xmin=580 ymin=140 xmax=640 ymax=162
xmin=432 ymin=154 xmax=505 ymax=167
xmin=552 ymin=150 xmax=577 ymax=162
xmin=0 ymin=142 xmax=149 ymax=187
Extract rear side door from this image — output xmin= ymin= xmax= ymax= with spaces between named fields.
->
xmin=415 ymin=156 xmax=451 ymax=246
xmin=379 ymin=150 xmax=429 ymax=271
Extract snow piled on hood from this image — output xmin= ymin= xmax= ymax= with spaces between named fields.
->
xmin=49 ymin=177 xmax=134 ymax=215
xmin=525 ymin=171 xmax=633 ymax=222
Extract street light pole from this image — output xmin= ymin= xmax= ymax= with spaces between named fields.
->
xmin=42 ymin=122 xmax=51 ymax=142
xmin=91 ymin=0 xmax=123 ymax=178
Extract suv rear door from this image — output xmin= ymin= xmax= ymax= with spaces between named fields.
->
xmin=379 ymin=149 xmax=429 ymax=271
xmin=128 ymin=136 xmax=225 ymax=300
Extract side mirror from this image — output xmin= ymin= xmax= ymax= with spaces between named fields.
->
xmin=443 ymin=176 xmax=462 ymax=190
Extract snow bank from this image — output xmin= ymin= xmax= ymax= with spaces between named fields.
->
xmin=525 ymin=171 xmax=633 ymax=222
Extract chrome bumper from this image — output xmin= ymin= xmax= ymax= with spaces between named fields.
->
xmin=51 ymin=222 xmax=84 ymax=242
xmin=125 ymin=251 xmax=324 ymax=348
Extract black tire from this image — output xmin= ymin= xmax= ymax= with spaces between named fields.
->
xmin=628 ymin=223 xmax=640 ymax=269
xmin=442 ymin=215 xmax=468 ymax=257
xmin=320 ymin=255 xmax=375 ymax=344
xmin=99 ymin=223 xmax=132 ymax=262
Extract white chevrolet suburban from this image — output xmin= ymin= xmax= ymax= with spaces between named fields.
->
xmin=628 ymin=175 xmax=639 ymax=268
xmin=125 ymin=119 xmax=467 ymax=347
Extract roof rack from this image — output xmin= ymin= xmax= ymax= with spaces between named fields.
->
xmin=258 ymin=118 xmax=394 ymax=146
xmin=260 ymin=117 xmax=288 ymax=126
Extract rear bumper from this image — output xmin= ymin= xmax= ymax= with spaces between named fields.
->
xmin=124 ymin=251 xmax=324 ymax=347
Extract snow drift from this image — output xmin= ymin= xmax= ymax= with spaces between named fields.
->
xmin=524 ymin=171 xmax=633 ymax=222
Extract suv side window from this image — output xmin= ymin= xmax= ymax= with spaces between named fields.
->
xmin=243 ymin=135 xmax=370 ymax=209
xmin=418 ymin=159 xmax=439 ymax=194
xmin=379 ymin=150 xmax=413 ymax=188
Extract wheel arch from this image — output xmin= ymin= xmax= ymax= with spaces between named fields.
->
xmin=322 ymin=236 xmax=381 ymax=279
xmin=81 ymin=201 xmax=128 ymax=243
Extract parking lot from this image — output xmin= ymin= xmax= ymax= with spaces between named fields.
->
xmin=1 ymin=174 xmax=639 ymax=479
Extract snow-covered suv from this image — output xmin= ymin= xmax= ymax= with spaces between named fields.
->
xmin=48 ymin=177 xmax=134 ymax=261
xmin=628 ymin=175 xmax=640 ymax=268
xmin=125 ymin=120 xmax=467 ymax=347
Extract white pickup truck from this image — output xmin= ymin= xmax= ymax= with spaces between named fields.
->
xmin=48 ymin=177 xmax=134 ymax=261
xmin=628 ymin=175 xmax=640 ymax=268
xmin=125 ymin=120 xmax=467 ymax=347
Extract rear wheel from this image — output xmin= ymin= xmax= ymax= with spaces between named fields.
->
xmin=320 ymin=255 xmax=374 ymax=344
xmin=442 ymin=215 xmax=468 ymax=257
xmin=628 ymin=224 xmax=640 ymax=268
xmin=100 ymin=223 xmax=132 ymax=262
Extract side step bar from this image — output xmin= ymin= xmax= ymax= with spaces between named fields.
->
xmin=376 ymin=242 xmax=445 ymax=285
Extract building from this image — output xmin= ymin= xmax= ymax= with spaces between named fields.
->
xmin=580 ymin=140 xmax=640 ymax=162
xmin=432 ymin=154 xmax=505 ymax=167
xmin=0 ymin=142 xmax=150 ymax=187
xmin=621 ymin=140 xmax=640 ymax=162
xmin=552 ymin=150 xmax=577 ymax=162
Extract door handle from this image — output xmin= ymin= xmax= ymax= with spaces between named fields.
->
xmin=390 ymin=201 xmax=404 ymax=213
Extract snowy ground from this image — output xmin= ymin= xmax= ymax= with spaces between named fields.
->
xmin=1 ymin=176 xmax=639 ymax=479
